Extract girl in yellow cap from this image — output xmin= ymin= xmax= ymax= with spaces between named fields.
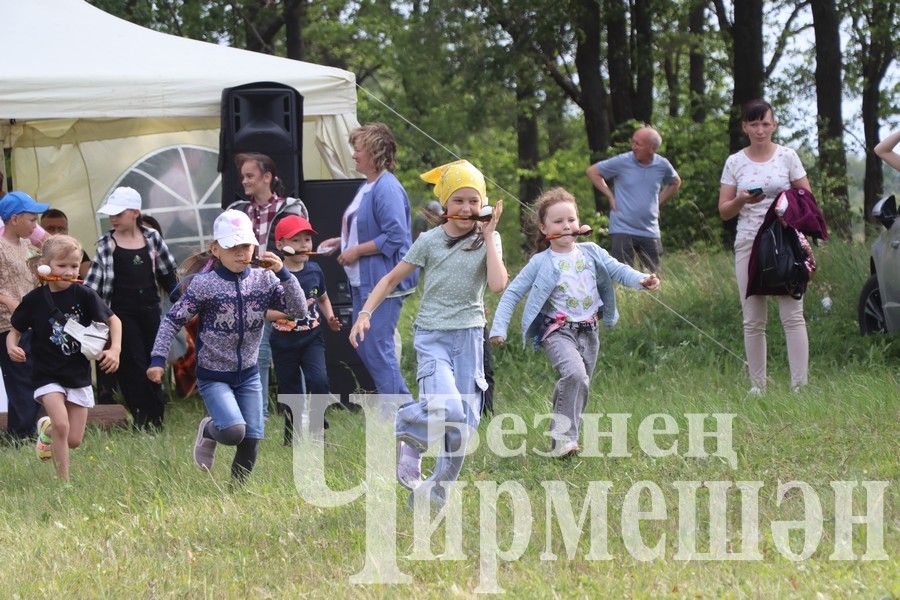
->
xmin=349 ymin=159 xmax=507 ymax=507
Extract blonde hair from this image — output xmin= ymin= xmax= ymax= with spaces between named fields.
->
xmin=349 ymin=123 xmax=397 ymax=173
xmin=40 ymin=234 xmax=83 ymax=263
xmin=528 ymin=187 xmax=579 ymax=253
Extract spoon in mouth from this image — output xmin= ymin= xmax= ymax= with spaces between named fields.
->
xmin=545 ymin=224 xmax=593 ymax=241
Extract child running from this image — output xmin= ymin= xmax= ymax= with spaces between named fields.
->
xmin=489 ymin=187 xmax=659 ymax=457
xmin=268 ymin=215 xmax=341 ymax=443
xmin=7 ymin=235 xmax=122 ymax=480
xmin=146 ymin=210 xmax=307 ymax=485
xmin=349 ymin=159 xmax=507 ymax=507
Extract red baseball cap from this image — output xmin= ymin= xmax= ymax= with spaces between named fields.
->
xmin=275 ymin=215 xmax=317 ymax=240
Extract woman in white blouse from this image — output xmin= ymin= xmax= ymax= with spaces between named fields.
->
xmin=718 ymin=99 xmax=812 ymax=394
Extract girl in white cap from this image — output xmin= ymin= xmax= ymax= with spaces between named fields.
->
xmin=146 ymin=210 xmax=307 ymax=486
xmin=85 ymin=187 xmax=179 ymax=431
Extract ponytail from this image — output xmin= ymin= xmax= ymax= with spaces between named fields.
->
xmin=271 ymin=175 xmax=286 ymax=198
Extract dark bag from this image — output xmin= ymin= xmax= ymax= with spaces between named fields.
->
xmin=755 ymin=219 xmax=809 ymax=299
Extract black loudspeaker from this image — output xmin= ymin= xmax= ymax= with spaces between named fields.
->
xmin=301 ymin=178 xmax=376 ymax=400
xmin=219 ymin=82 xmax=304 ymax=208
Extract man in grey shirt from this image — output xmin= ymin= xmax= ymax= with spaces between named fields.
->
xmin=586 ymin=126 xmax=681 ymax=271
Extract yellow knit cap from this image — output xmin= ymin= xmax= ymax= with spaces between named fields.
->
xmin=420 ymin=159 xmax=487 ymax=207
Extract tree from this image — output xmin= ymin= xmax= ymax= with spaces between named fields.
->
xmin=844 ymin=0 xmax=897 ymax=220
xmin=810 ymin=0 xmax=849 ymax=236
xmin=689 ymin=0 xmax=708 ymax=123
xmin=713 ymin=0 xmax=764 ymax=154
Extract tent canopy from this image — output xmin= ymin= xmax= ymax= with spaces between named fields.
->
xmin=0 ymin=0 xmax=360 ymax=259
xmin=0 ymin=0 xmax=357 ymax=119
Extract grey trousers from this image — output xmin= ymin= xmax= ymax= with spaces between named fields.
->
xmin=541 ymin=327 xmax=600 ymax=444
xmin=611 ymin=233 xmax=662 ymax=272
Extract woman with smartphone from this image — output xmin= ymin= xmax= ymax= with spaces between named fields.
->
xmin=717 ymin=99 xmax=812 ymax=395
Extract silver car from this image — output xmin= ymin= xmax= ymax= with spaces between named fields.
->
xmin=859 ymin=195 xmax=900 ymax=334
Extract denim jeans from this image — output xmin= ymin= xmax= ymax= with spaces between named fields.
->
xmin=396 ymin=327 xmax=487 ymax=493
xmin=196 ymin=372 xmax=264 ymax=440
xmin=351 ymin=287 xmax=409 ymax=396
xmin=270 ymin=331 xmax=329 ymax=395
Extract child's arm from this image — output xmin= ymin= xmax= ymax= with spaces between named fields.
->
xmin=5 ymin=326 xmax=26 ymax=362
xmin=98 ymin=314 xmax=122 ymax=373
xmin=348 ymin=260 xmax=417 ymax=347
xmin=318 ymin=292 xmax=341 ymax=331
xmin=594 ymin=244 xmax=656 ymax=290
xmin=489 ymin=255 xmax=541 ymax=344
xmin=266 ymin=309 xmax=289 ymax=321
xmin=266 ymin=252 xmax=308 ymax=320
xmin=482 ymin=200 xmax=508 ymax=293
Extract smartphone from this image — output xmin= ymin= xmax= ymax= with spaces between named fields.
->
xmin=748 ymin=187 xmax=763 ymax=195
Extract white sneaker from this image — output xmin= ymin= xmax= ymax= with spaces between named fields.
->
xmin=748 ymin=386 xmax=764 ymax=396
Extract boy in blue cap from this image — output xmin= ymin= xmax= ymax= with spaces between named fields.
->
xmin=0 ymin=191 xmax=49 ymax=441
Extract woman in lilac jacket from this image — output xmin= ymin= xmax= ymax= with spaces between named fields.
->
xmin=321 ymin=123 xmax=418 ymax=396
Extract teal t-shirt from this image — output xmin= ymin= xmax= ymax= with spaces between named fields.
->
xmin=402 ymin=226 xmax=502 ymax=331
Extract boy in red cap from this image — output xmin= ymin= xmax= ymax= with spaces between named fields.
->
xmin=269 ymin=215 xmax=340 ymax=443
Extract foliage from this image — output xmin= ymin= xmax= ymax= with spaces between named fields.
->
xmin=87 ymin=0 xmax=897 ymax=248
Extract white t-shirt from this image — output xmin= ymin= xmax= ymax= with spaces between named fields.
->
xmin=720 ymin=144 xmax=807 ymax=242
xmin=547 ymin=247 xmax=602 ymax=322
xmin=340 ymin=179 xmax=376 ymax=287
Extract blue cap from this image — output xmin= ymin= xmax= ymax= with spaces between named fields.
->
xmin=0 ymin=191 xmax=50 ymax=221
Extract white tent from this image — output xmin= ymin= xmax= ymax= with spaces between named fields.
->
xmin=0 ymin=0 xmax=360 ymax=259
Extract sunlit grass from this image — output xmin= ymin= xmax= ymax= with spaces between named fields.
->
xmin=0 ymin=243 xmax=896 ymax=597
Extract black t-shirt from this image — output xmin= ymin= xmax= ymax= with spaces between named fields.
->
xmin=271 ymin=262 xmax=326 ymax=336
xmin=113 ymin=244 xmax=155 ymax=290
xmin=11 ymin=284 xmax=113 ymax=388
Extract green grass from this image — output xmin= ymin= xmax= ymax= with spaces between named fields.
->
xmin=1 ymin=243 xmax=897 ymax=598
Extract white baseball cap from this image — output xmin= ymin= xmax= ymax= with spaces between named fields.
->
xmin=214 ymin=209 xmax=258 ymax=249
xmin=97 ymin=187 xmax=142 ymax=215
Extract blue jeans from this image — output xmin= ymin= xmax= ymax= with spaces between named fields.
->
xmin=271 ymin=331 xmax=329 ymax=396
xmin=196 ymin=372 xmax=265 ymax=440
xmin=351 ymin=287 xmax=409 ymax=396
xmin=396 ymin=327 xmax=487 ymax=490
xmin=258 ymin=321 xmax=273 ymax=417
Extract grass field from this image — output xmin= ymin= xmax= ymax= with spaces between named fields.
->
xmin=0 ymin=242 xmax=896 ymax=598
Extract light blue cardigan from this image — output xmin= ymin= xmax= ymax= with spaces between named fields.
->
xmin=489 ymin=242 xmax=647 ymax=347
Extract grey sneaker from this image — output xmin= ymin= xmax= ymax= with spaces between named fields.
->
xmin=396 ymin=441 xmax=423 ymax=491
xmin=193 ymin=417 xmax=217 ymax=471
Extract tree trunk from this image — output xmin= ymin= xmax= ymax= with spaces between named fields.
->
xmin=632 ymin=0 xmax=654 ymax=123
xmin=576 ymin=0 xmax=611 ymax=212
xmin=516 ymin=82 xmax=543 ymax=237
xmin=605 ymin=0 xmax=633 ymax=131
xmin=664 ymin=53 xmax=680 ymax=118
xmin=728 ymin=0 xmax=764 ymax=153
xmin=284 ymin=0 xmax=306 ymax=60
xmin=689 ymin=0 xmax=707 ymax=123
xmin=863 ymin=80 xmax=885 ymax=221
xmin=857 ymin=1 xmax=896 ymax=220
xmin=810 ymin=0 xmax=849 ymax=236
